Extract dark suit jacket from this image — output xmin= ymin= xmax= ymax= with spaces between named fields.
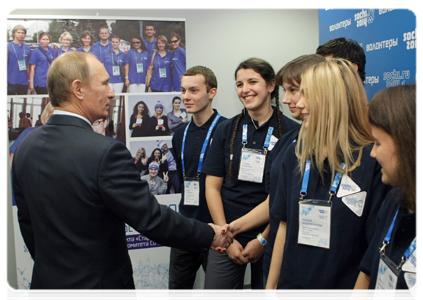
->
xmin=12 ymin=114 xmax=214 ymax=289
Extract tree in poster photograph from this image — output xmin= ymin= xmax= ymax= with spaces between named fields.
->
xmin=75 ymin=19 xmax=109 ymax=45
xmin=110 ymin=20 xmax=142 ymax=43
xmin=48 ymin=19 xmax=65 ymax=43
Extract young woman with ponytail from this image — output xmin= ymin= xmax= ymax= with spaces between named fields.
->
xmin=201 ymin=58 xmax=299 ymax=289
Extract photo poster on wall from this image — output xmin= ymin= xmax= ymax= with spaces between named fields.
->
xmin=7 ymin=16 xmax=186 ymax=289
xmin=319 ymin=9 xmax=416 ymax=101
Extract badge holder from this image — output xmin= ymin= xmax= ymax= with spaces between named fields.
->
xmin=159 ymin=68 xmax=167 ymax=78
xmin=238 ymin=147 xmax=266 ymax=183
xmin=136 ymin=63 xmax=144 ymax=73
xmin=183 ymin=174 xmax=200 ymax=206
xmin=18 ymin=60 xmax=27 ymax=71
xmin=113 ymin=66 xmax=120 ymax=76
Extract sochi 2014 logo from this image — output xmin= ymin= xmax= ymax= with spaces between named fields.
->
xmin=355 ymin=9 xmax=375 ymax=27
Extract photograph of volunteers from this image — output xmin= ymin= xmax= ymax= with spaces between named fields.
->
xmin=126 ymin=93 xmax=184 ymax=138
xmin=8 ymin=18 xmax=186 ymax=94
xmin=128 ymin=139 xmax=178 ymax=195
xmin=29 ymin=32 xmax=56 ymax=95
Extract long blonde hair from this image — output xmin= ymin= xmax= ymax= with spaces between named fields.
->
xmin=296 ymin=59 xmax=373 ymax=181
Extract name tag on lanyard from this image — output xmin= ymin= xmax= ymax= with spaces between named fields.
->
xmin=113 ymin=66 xmax=120 ymax=76
xmin=237 ymin=125 xmax=273 ymax=183
xmin=136 ymin=63 xmax=144 ymax=73
xmin=297 ymin=161 xmax=344 ymax=249
xmin=184 ymin=178 xmax=200 ymax=206
xmin=298 ymin=199 xmax=332 ymax=249
xmin=376 ymin=211 xmax=417 ymax=290
xmin=159 ymin=67 xmax=167 ymax=78
xmin=376 ymin=253 xmax=400 ymax=290
xmin=18 ymin=60 xmax=27 ymax=71
xmin=181 ymin=114 xmax=221 ymax=206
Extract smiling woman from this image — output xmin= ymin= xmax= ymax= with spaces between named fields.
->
xmin=201 ymin=57 xmax=299 ymax=289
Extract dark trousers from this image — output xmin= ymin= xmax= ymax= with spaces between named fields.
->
xmin=166 ymin=170 xmax=180 ymax=194
xmin=8 ymin=83 xmax=28 ymax=95
xmin=168 ymin=247 xmax=208 ymax=289
xmin=34 ymin=86 xmax=48 ymax=95
xmin=204 ymin=249 xmax=264 ymax=289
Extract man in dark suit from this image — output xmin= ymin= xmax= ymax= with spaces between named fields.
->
xmin=12 ymin=51 xmax=232 ymax=289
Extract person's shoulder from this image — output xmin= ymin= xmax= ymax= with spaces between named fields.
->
xmin=173 ymin=122 xmax=189 ymax=138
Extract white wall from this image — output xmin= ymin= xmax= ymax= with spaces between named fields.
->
xmin=6 ymin=9 xmax=319 ymax=288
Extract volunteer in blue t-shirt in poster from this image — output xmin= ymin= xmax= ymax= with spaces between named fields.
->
xmin=56 ymin=31 xmax=74 ymax=56
xmin=29 ymin=32 xmax=56 ymax=95
xmin=91 ymin=27 xmax=113 ymax=59
xmin=7 ymin=24 xmax=31 ymax=95
xmin=143 ymin=23 xmax=157 ymax=56
xmin=124 ymin=35 xmax=150 ymax=93
xmin=149 ymin=35 xmax=173 ymax=93
xmin=101 ymin=35 xmax=126 ymax=93
xmin=169 ymin=32 xmax=186 ymax=92
xmin=77 ymin=31 xmax=94 ymax=54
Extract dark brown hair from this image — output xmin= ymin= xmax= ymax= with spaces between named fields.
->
xmin=226 ymin=58 xmax=282 ymax=182
xmin=368 ymin=84 xmax=416 ymax=211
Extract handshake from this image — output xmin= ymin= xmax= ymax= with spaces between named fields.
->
xmin=208 ymin=223 xmax=235 ymax=254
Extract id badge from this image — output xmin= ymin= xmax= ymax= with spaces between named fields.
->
xmin=159 ymin=68 xmax=167 ymax=78
xmin=158 ymin=119 xmax=164 ymax=126
xmin=18 ymin=60 xmax=26 ymax=71
xmin=238 ymin=148 xmax=266 ymax=183
xmin=376 ymin=253 xmax=400 ymax=289
xmin=298 ymin=200 xmax=332 ymax=249
xmin=181 ymin=112 xmax=187 ymax=119
xmin=113 ymin=66 xmax=120 ymax=76
xmin=184 ymin=178 xmax=200 ymax=206
xmin=136 ymin=63 xmax=144 ymax=73
xmin=136 ymin=118 xmax=143 ymax=126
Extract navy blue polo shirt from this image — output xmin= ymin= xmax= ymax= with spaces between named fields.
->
xmin=29 ymin=46 xmax=56 ymax=88
xmin=263 ymin=126 xmax=300 ymax=281
xmin=8 ymin=41 xmax=31 ymax=85
xmin=172 ymin=109 xmax=226 ymax=223
xmin=202 ymin=106 xmax=299 ymax=247
xmin=359 ymin=189 xmax=416 ymax=289
xmin=271 ymin=143 xmax=391 ymax=289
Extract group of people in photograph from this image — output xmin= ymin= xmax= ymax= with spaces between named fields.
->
xmin=8 ymin=20 xmax=415 ymax=293
xmin=129 ymin=97 xmax=188 ymax=137
xmin=133 ymin=140 xmax=180 ymax=195
xmin=7 ymin=23 xmax=186 ymax=96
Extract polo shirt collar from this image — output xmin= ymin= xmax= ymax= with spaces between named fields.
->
xmin=189 ymin=109 xmax=218 ymax=132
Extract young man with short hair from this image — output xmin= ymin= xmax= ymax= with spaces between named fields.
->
xmin=143 ymin=24 xmax=157 ymax=55
xmin=92 ymin=27 xmax=113 ymax=59
xmin=8 ymin=24 xmax=31 ymax=95
xmin=169 ymin=66 xmax=227 ymax=289
xmin=316 ymin=37 xmax=366 ymax=82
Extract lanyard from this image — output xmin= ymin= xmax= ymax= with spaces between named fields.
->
xmin=181 ymin=113 xmax=221 ymax=177
xmin=133 ymin=49 xmax=142 ymax=64
xmin=380 ymin=208 xmax=417 ymax=269
xmin=300 ymin=160 xmax=344 ymax=202
xmin=10 ymin=42 xmax=26 ymax=62
xmin=242 ymin=124 xmax=273 ymax=152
